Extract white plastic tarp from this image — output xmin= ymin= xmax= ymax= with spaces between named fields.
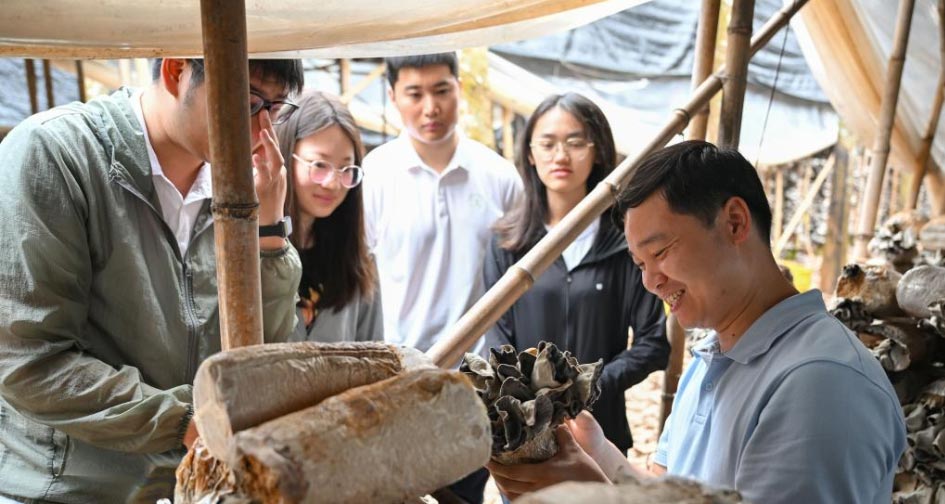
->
xmin=0 ymin=0 xmax=648 ymax=58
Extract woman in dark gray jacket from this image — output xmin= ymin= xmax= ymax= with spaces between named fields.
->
xmin=484 ymin=92 xmax=669 ymax=455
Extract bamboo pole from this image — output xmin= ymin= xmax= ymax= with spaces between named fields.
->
xmin=340 ymin=63 xmax=386 ymax=105
xmin=906 ymin=0 xmax=945 ymax=210
xmin=773 ymin=166 xmax=784 ymax=244
xmin=200 ymin=0 xmax=262 ymax=350
xmin=717 ymin=0 xmax=754 ymax=149
xmin=75 ymin=60 xmax=87 ymax=102
xmin=24 ymin=59 xmax=38 ymax=114
xmin=502 ymin=106 xmax=515 ymax=161
xmin=774 ymin=155 xmax=836 ymax=256
xmin=339 ymin=59 xmax=352 ymax=95
xmin=659 ymin=316 xmax=686 ymax=434
xmin=428 ymin=0 xmax=811 ymax=368
xmin=687 ymin=0 xmax=721 ymax=141
xmin=42 ymin=60 xmax=54 ymax=109
xmin=852 ymin=0 xmax=916 ymax=261
xmin=820 ymin=147 xmax=850 ymax=293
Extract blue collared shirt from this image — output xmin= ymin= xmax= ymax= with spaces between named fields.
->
xmin=654 ymin=290 xmax=906 ymax=504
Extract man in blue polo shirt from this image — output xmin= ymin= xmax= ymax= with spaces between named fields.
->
xmin=487 ymin=141 xmax=906 ymax=504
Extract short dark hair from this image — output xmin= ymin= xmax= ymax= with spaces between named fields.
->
xmin=385 ymin=53 xmax=458 ymax=88
xmin=613 ymin=140 xmax=773 ymax=245
xmin=495 ymin=92 xmax=617 ymax=254
xmin=151 ymin=58 xmax=304 ymax=95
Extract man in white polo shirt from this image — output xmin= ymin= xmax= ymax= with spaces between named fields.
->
xmin=361 ymin=52 xmax=521 ymax=503
xmin=363 ymin=53 xmax=521 ymax=353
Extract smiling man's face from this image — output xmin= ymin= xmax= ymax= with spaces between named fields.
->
xmin=624 ymin=193 xmax=737 ymax=331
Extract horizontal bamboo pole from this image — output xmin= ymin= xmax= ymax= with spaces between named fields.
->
xmin=201 ymin=0 xmax=263 ymax=350
xmin=428 ymin=0 xmax=811 ymax=368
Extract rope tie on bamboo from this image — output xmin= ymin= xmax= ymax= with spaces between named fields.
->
xmin=211 ymin=202 xmax=259 ymax=219
xmin=673 ymin=107 xmax=692 ymax=125
xmin=603 ymin=180 xmax=621 ymax=205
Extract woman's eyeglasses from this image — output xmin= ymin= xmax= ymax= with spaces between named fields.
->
xmin=529 ymin=138 xmax=595 ymax=162
xmin=250 ymin=91 xmax=298 ymax=125
xmin=292 ymin=154 xmax=364 ymax=188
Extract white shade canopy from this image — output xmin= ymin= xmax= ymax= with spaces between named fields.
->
xmin=0 ymin=0 xmax=647 ymax=58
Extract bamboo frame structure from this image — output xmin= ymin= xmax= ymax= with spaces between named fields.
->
xmin=75 ymin=61 xmax=87 ymax=102
xmin=340 ymin=62 xmax=386 ymax=105
xmin=687 ymin=0 xmax=721 ymax=141
xmin=24 ymin=59 xmax=38 ymax=114
xmin=852 ymin=0 xmax=916 ymax=261
xmin=42 ymin=60 xmax=54 ymax=109
xmin=200 ymin=0 xmax=264 ymax=350
xmin=428 ymin=0 xmax=812 ymax=367
xmin=502 ymin=106 xmax=515 ymax=160
xmin=774 ymin=155 xmax=836 ymax=256
xmin=906 ymin=0 xmax=945 ymax=210
xmin=659 ymin=314 xmax=686 ymax=433
xmin=717 ymin=0 xmax=754 ymax=149
xmin=820 ymin=147 xmax=850 ymax=293
xmin=339 ymin=58 xmax=352 ymax=95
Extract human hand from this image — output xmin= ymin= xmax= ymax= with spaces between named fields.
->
xmin=486 ymin=422 xmax=609 ymax=501
xmin=566 ymin=410 xmax=644 ymax=481
xmin=252 ymin=110 xmax=288 ymax=250
xmin=183 ymin=420 xmax=199 ymax=450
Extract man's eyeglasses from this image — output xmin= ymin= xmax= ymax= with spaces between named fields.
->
xmin=292 ymin=154 xmax=364 ymax=188
xmin=529 ymin=138 xmax=595 ymax=162
xmin=250 ymin=91 xmax=298 ymax=125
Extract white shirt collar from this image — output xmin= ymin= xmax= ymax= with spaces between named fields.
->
xmin=396 ymin=131 xmax=470 ymax=176
xmin=130 ymin=90 xmax=212 ymax=202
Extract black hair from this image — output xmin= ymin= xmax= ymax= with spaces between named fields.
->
xmin=613 ymin=140 xmax=773 ymax=245
xmin=494 ymin=92 xmax=617 ymax=254
xmin=384 ymin=53 xmax=458 ymax=88
xmin=151 ymin=58 xmax=304 ymax=95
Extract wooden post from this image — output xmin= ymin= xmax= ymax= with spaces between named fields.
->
xmin=906 ymin=0 xmax=945 ymax=210
xmin=687 ymin=0 xmax=721 ymax=141
xmin=773 ymin=166 xmax=784 ymax=246
xmin=427 ymin=0 xmax=811 ymax=368
xmin=820 ymin=148 xmax=850 ymax=294
xmin=42 ymin=60 xmax=54 ymax=109
xmin=502 ymin=106 xmax=515 ymax=161
xmin=339 ymin=59 xmax=351 ymax=95
xmin=852 ymin=0 xmax=916 ymax=261
xmin=200 ymin=0 xmax=263 ymax=350
xmin=75 ymin=60 xmax=87 ymax=102
xmin=24 ymin=59 xmax=38 ymax=114
xmin=659 ymin=314 xmax=686 ymax=433
xmin=717 ymin=0 xmax=754 ymax=149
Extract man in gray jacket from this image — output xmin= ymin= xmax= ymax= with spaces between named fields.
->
xmin=0 ymin=58 xmax=303 ymax=503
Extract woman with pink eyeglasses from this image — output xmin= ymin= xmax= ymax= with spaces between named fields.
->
xmin=276 ymin=90 xmax=381 ymax=343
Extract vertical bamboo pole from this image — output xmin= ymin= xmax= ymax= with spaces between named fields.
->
xmin=687 ymin=0 xmax=721 ymax=141
xmin=717 ymin=0 xmax=755 ymax=149
xmin=773 ymin=166 xmax=784 ymax=246
xmin=502 ymin=106 xmax=515 ymax=161
xmin=821 ymin=148 xmax=850 ymax=294
xmin=200 ymin=0 xmax=263 ymax=350
xmin=906 ymin=0 xmax=945 ymax=210
xmin=24 ymin=59 xmax=38 ymax=114
xmin=42 ymin=60 xmax=54 ymax=109
xmin=75 ymin=61 xmax=87 ymax=102
xmin=428 ymin=0 xmax=811 ymax=367
xmin=339 ymin=58 xmax=351 ymax=95
xmin=659 ymin=317 xmax=686 ymax=434
xmin=852 ymin=0 xmax=916 ymax=261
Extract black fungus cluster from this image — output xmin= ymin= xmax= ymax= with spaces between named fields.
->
xmin=460 ymin=342 xmax=602 ymax=456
